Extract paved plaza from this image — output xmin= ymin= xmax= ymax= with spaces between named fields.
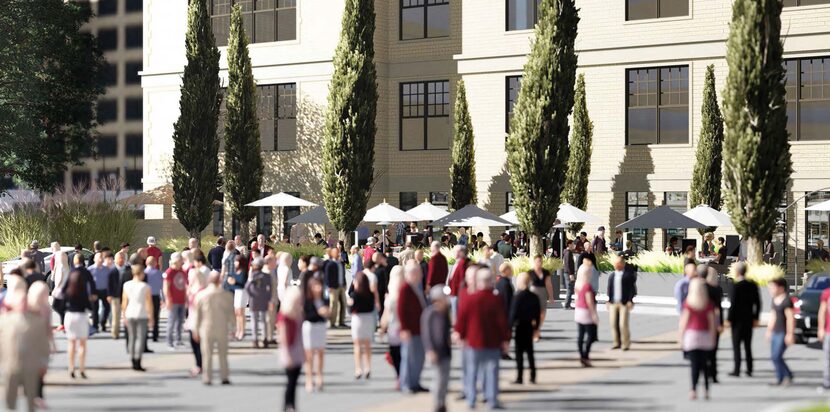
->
xmin=42 ymin=304 xmax=830 ymax=412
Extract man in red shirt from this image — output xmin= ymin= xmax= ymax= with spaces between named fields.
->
xmin=426 ymin=241 xmax=448 ymax=288
xmin=145 ymin=236 xmax=163 ymax=270
xmin=397 ymin=262 xmax=427 ymax=393
xmin=455 ymin=266 xmax=509 ymax=409
xmin=363 ymin=237 xmax=377 ymax=268
xmin=163 ymin=252 xmax=188 ymax=349
xmin=446 ymin=245 xmax=468 ymax=321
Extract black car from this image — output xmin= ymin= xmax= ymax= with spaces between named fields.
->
xmin=794 ymin=273 xmax=830 ymax=343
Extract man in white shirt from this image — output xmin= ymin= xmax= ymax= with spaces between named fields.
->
xmin=481 ymin=246 xmax=504 ymax=273
xmin=606 ymin=254 xmax=637 ymax=350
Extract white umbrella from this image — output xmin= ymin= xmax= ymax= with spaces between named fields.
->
xmin=406 ymin=200 xmax=450 ymax=221
xmin=363 ymin=201 xmax=417 ymax=223
xmin=806 ymin=199 xmax=830 ymax=211
xmin=683 ymin=204 xmax=733 ymax=227
xmin=499 ymin=210 xmax=520 ymax=226
xmin=557 ymin=203 xmax=599 ymax=223
xmin=246 ymin=192 xmax=317 ymax=207
xmin=443 ymin=216 xmax=515 ymax=227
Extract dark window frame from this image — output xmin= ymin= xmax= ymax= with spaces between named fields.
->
xmin=125 ymin=97 xmax=142 ymax=120
xmin=125 ymin=26 xmax=142 ymax=48
xmin=399 ymin=0 xmax=450 ymax=41
xmin=400 ymin=192 xmax=418 ymax=211
xmin=275 ymin=83 xmax=297 ymax=151
xmin=430 ymin=192 xmax=449 ymax=210
xmin=625 ymin=0 xmax=690 ymax=21
xmin=97 ymin=28 xmax=118 ymax=52
xmin=125 ymin=134 xmax=143 ymax=157
xmin=783 ymin=0 xmax=830 ymax=6
xmin=125 ymin=61 xmax=142 ymax=85
xmin=506 ymin=75 xmax=522 ymax=134
xmin=399 ymin=80 xmax=451 ymax=151
xmin=98 ymin=0 xmax=118 ymax=16
xmin=625 ymin=191 xmax=650 ymax=251
xmin=506 ymin=0 xmax=541 ymax=31
xmin=663 ymin=191 xmax=688 ymax=249
xmin=96 ymin=135 xmax=118 ymax=158
xmin=97 ymin=99 xmax=118 ymax=124
xmin=210 ymin=0 xmax=297 ymax=47
xmin=785 ymin=56 xmax=830 ymax=141
xmin=625 ymin=65 xmax=689 ymax=145
xmin=125 ymin=0 xmax=143 ymax=12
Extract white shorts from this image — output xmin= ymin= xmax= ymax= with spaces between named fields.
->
xmin=351 ymin=313 xmax=375 ymax=341
xmin=233 ymin=289 xmax=248 ymax=309
xmin=64 ymin=311 xmax=89 ymax=340
xmin=302 ymin=321 xmax=327 ymax=350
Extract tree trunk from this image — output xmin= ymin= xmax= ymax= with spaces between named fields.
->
xmin=339 ymin=230 xmax=352 ymax=248
xmin=745 ymin=236 xmax=763 ymax=266
xmin=240 ymin=219 xmax=252 ymax=242
xmin=529 ymin=233 xmax=544 ymax=257
xmin=189 ymin=229 xmax=202 ymax=248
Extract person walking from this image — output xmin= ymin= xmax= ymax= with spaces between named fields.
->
xmin=426 ymin=241 xmax=448 ymax=289
xmin=348 ymin=271 xmax=375 ymax=379
xmin=185 ymin=253 xmax=209 ymax=378
xmin=122 ymin=265 xmax=154 ymax=371
xmin=276 ymin=252 xmax=293 ymax=304
xmin=302 ymin=276 xmax=330 ymax=392
xmin=398 ymin=262 xmax=428 ymax=394
xmin=510 ymin=272 xmax=540 ymax=383
xmin=194 ymin=271 xmax=233 ymax=385
xmin=562 ymin=240 xmax=576 ymax=309
xmin=704 ymin=265 xmax=724 ymax=382
xmin=591 ymin=227 xmax=607 ymax=254
xmin=246 ymin=258 xmax=272 ymax=348
xmin=264 ymin=254 xmax=280 ymax=345
xmin=27 ymin=282 xmax=54 ymax=409
xmin=324 ymin=247 xmax=347 ymax=328
xmin=575 ymin=263 xmax=599 ymax=367
xmin=422 ymin=286 xmax=452 ymax=412
xmin=529 ymin=254 xmax=553 ymax=341
xmin=607 ymin=254 xmax=637 ymax=350
xmin=88 ymin=253 xmax=112 ymax=334
xmin=226 ymin=255 xmax=249 ymax=341
xmin=208 ymin=237 xmax=226 ymax=271
xmin=50 ymin=250 xmax=71 ymax=331
xmin=144 ymin=256 xmax=164 ymax=342
xmin=380 ymin=265 xmax=405 ymax=388
xmin=277 ymin=287 xmax=304 ymax=412
xmin=675 ymin=262 xmax=699 ymax=313
xmin=62 ymin=267 xmax=93 ymax=378
xmin=727 ymin=262 xmax=760 ymax=378
xmin=679 ymin=278 xmax=717 ymax=400
xmin=163 ymin=253 xmax=188 ymax=349
xmin=107 ymin=253 xmax=125 ymax=340
xmin=447 ymin=245 xmax=469 ymax=320
xmin=767 ymin=277 xmax=795 ymax=386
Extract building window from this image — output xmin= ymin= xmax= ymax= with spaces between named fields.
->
xmin=125 ymin=62 xmax=142 ymax=85
xmin=72 ymin=171 xmax=91 ymax=193
xmin=211 ymin=0 xmax=297 ymax=48
xmin=627 ymin=66 xmax=688 ymax=145
xmin=125 ymin=0 xmax=143 ymax=12
xmin=400 ymin=192 xmax=418 ymax=211
xmin=97 ymin=99 xmax=117 ymax=123
xmin=785 ymin=57 xmax=830 ymax=141
xmin=98 ymin=28 xmax=118 ymax=52
xmin=125 ymin=169 xmax=142 ymax=191
xmin=626 ymin=191 xmax=649 ymax=251
xmin=97 ymin=135 xmax=118 ymax=157
xmin=276 ymin=83 xmax=297 ymax=150
xmin=97 ymin=169 xmax=120 ymax=190
xmin=784 ymin=0 xmax=830 ymax=5
xmin=103 ymin=63 xmax=118 ymax=87
xmin=400 ymin=0 xmax=450 ymax=41
xmin=506 ymin=192 xmax=514 ymax=212
xmin=507 ymin=0 xmax=541 ymax=31
xmin=250 ymin=83 xmax=297 ymax=151
xmin=98 ymin=0 xmax=118 ymax=16
xmin=626 ymin=0 xmax=688 ymax=21
xmin=664 ymin=191 xmax=687 ymax=249
xmin=125 ymin=134 xmax=143 ymax=156
xmin=506 ymin=75 xmax=522 ymax=133
xmin=125 ymin=26 xmax=142 ymax=48
xmin=807 ymin=192 xmax=830 ymax=259
xmin=257 ymin=191 xmax=273 ymax=237
xmin=125 ymin=98 xmax=142 ymax=120
xmin=430 ymin=192 xmax=449 ymax=210
xmin=400 ymin=80 xmax=450 ymax=150
xmin=282 ymin=191 xmax=301 ymax=239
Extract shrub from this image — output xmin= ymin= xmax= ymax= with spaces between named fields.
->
xmin=806 ymin=260 xmax=830 ymax=274
xmin=629 ymin=251 xmax=686 ymax=274
xmin=508 ymin=255 xmax=563 ymax=274
xmin=160 ymin=235 xmax=220 ymax=253
xmin=729 ymin=262 xmax=784 ymax=286
xmin=273 ymin=243 xmax=327 ymax=261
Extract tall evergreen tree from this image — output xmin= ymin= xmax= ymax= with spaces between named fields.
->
xmin=689 ymin=65 xmax=724 ymax=234
xmin=0 ymin=0 xmax=105 ymax=192
xmin=449 ymin=80 xmax=477 ymax=211
xmin=322 ymin=0 xmax=378 ymax=242
xmin=171 ymin=0 xmax=222 ymax=241
xmin=506 ymin=0 xmax=579 ymax=255
xmin=223 ymin=4 xmax=263 ymax=239
xmin=562 ymin=74 xmax=592 ymax=235
xmin=722 ymin=0 xmax=792 ymax=264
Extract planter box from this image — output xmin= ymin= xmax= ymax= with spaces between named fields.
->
xmin=597 ymin=271 xmax=685 ymax=298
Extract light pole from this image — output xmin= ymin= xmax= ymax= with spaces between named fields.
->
xmin=781 ymin=186 xmax=830 ymax=289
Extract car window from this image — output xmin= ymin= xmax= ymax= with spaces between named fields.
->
xmin=809 ymin=276 xmax=830 ymax=290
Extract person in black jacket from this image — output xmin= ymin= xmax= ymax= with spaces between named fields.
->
xmin=509 ymin=272 xmax=541 ymax=384
xmin=727 ymin=262 xmax=761 ymax=377
xmin=207 ymin=237 xmax=225 ymax=271
xmin=606 ymin=254 xmax=637 ymax=350
xmin=703 ymin=265 xmax=724 ymax=383
xmin=323 ymin=248 xmax=347 ymax=328
xmin=495 ymin=263 xmax=514 ymax=314
xmin=562 ymin=240 xmax=576 ymax=309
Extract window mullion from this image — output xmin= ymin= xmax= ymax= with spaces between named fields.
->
xmin=655 ymin=69 xmax=661 ymax=145
xmin=423 ymin=82 xmax=429 ymax=150
xmin=423 ymin=3 xmax=428 ymax=39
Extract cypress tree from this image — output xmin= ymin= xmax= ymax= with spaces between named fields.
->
xmin=322 ymin=0 xmax=378 ymax=242
xmin=562 ymin=74 xmax=592 ymax=235
xmin=506 ymin=0 xmax=579 ymax=256
xmin=223 ymin=4 xmax=263 ymax=239
xmin=722 ymin=0 xmax=792 ymax=264
xmin=689 ymin=65 xmax=724 ymax=235
xmin=171 ymin=0 xmax=222 ymax=241
xmin=449 ymin=79 xmax=477 ymax=211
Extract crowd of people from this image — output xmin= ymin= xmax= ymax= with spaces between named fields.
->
xmin=0 ymin=226 xmax=822 ymax=411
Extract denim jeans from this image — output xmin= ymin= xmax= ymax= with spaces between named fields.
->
xmin=564 ymin=274 xmax=575 ymax=308
xmin=431 ymin=357 xmax=451 ymax=411
xmin=166 ymin=304 xmax=186 ymax=346
xmin=770 ymin=332 xmax=792 ymax=383
xmin=400 ymin=335 xmax=425 ymax=391
xmin=250 ymin=310 xmax=266 ymax=343
xmin=465 ymin=348 xmax=500 ymax=407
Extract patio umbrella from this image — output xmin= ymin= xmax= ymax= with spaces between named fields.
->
xmin=285 ymin=205 xmax=330 ymax=225
xmin=617 ymin=205 xmax=709 ymax=229
xmin=557 ymin=203 xmax=599 ymax=224
xmin=431 ymin=204 xmax=512 ymax=227
xmin=683 ymin=204 xmax=733 ymax=227
xmin=363 ymin=202 xmax=417 ymax=252
xmin=406 ymin=200 xmax=450 ymax=221
xmin=443 ymin=216 xmax=515 ymax=227
xmin=500 ymin=210 xmax=519 ymax=226
xmin=246 ymin=192 xmax=317 ymax=208
xmin=806 ymin=199 xmax=830 ymax=211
